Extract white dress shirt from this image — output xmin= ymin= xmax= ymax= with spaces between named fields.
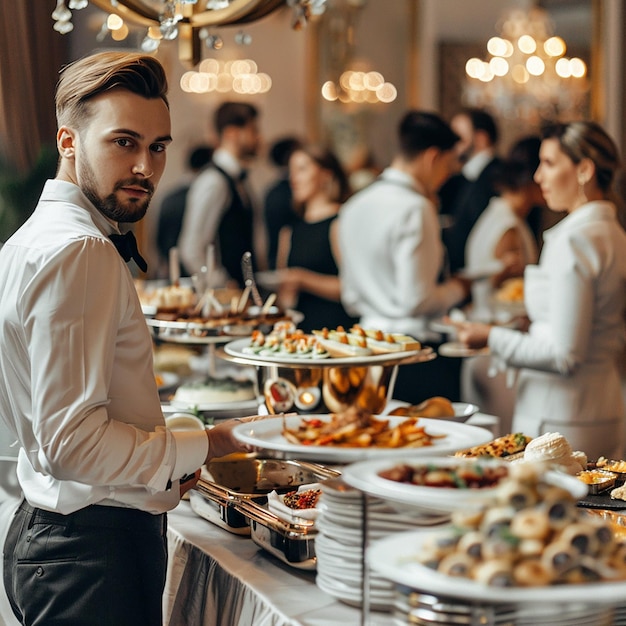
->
xmin=461 ymin=149 xmax=494 ymax=182
xmin=465 ymin=196 xmax=538 ymax=318
xmin=488 ymin=201 xmax=626 ymax=457
xmin=338 ymin=168 xmax=465 ymax=341
xmin=0 ymin=180 xmax=208 ymax=514
xmin=178 ymin=148 xmax=243 ymax=282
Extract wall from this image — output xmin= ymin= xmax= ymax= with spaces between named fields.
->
xmin=66 ymin=0 xmax=622 ymax=273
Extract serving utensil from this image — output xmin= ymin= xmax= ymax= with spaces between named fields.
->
xmin=241 ymin=251 xmax=263 ymax=307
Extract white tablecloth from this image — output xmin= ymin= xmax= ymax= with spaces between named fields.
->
xmin=164 ymin=501 xmax=394 ymax=626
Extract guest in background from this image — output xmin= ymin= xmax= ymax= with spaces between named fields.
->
xmin=456 ymin=120 xmax=626 ymax=459
xmin=345 ymin=145 xmax=381 ymax=192
xmin=440 ymin=107 xmax=503 ymax=273
xmin=461 ymin=136 xmax=543 ymax=433
xmin=464 ymin=135 xmax=542 ymax=319
xmin=155 ymin=144 xmax=213 ymax=277
xmin=178 ymin=102 xmax=261 ymax=287
xmin=274 ymin=144 xmax=357 ymax=333
xmin=339 ymin=111 xmax=470 ymax=404
xmin=263 ymin=136 xmax=301 ymax=270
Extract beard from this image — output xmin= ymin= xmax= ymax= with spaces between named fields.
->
xmin=79 ymin=157 xmax=154 ymax=224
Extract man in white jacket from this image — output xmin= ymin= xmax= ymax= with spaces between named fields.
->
xmin=339 ymin=110 xmax=470 ymax=403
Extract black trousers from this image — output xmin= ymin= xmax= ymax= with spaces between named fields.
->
xmin=3 ymin=500 xmax=167 ymax=626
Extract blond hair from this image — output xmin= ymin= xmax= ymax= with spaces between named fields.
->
xmin=55 ymin=52 xmax=169 ymax=131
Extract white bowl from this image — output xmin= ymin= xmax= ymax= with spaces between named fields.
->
xmin=165 ymin=413 xmax=205 ymax=431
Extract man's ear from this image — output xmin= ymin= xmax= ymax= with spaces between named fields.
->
xmin=57 ymin=126 xmax=76 ymax=159
xmin=422 ymin=146 xmax=440 ymax=170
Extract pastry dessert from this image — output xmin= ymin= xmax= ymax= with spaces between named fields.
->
xmin=413 ymin=462 xmax=626 ymax=587
xmin=146 ymin=284 xmax=196 ymax=311
xmin=521 ymin=432 xmax=587 ymax=475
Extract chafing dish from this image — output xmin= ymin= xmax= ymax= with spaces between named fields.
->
xmin=190 ymin=455 xmax=338 ymax=568
xmin=189 ymin=455 xmax=338 ymax=534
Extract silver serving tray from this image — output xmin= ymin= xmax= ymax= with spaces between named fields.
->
xmin=190 ymin=455 xmax=337 ymax=531
xmin=191 ymin=457 xmax=338 ymax=569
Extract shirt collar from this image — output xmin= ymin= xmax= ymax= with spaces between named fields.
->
xmin=40 ymin=179 xmax=120 ymax=236
xmin=380 ymin=167 xmax=426 ymax=197
xmin=212 ymin=148 xmax=243 ymax=179
xmin=462 ymin=149 xmax=494 ymax=181
xmin=543 ymin=201 xmax=617 ymax=242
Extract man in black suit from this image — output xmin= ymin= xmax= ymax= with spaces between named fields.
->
xmin=440 ymin=108 xmax=503 ymax=273
xmin=156 ymin=145 xmax=212 ymax=276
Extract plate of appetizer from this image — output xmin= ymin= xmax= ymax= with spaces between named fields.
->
xmin=231 ymin=409 xmax=492 ymax=463
xmin=224 ymin=327 xmax=434 ymax=367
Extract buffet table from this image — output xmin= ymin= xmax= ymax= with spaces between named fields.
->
xmin=164 ymin=500 xmax=394 ymax=626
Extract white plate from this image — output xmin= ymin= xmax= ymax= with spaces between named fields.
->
xmin=156 ymin=371 xmax=180 ymax=392
xmin=319 ymin=508 xmax=434 ymax=532
xmin=224 ymin=337 xmax=434 ymax=367
xmin=315 ymin=573 xmax=394 ymax=606
xmin=389 ymin=402 xmax=479 ymax=423
xmin=231 ymin=415 xmax=492 ymax=463
xmin=254 ymin=270 xmax=286 ymax=290
xmin=315 ymin=533 xmax=362 ymax=561
xmin=438 ymin=341 xmax=490 ymax=358
xmin=429 ymin=318 xmax=459 ymax=335
xmin=368 ymin=528 xmax=626 ymax=604
xmin=456 ymin=260 xmax=505 ymax=280
xmin=169 ymin=397 xmax=259 ymax=412
xmin=342 ymin=456 xmax=508 ymax=513
xmin=343 ymin=459 xmax=587 ymax=513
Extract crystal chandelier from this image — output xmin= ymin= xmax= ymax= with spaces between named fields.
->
xmin=463 ymin=6 xmax=589 ymax=122
xmin=318 ymin=0 xmax=396 ymax=106
xmin=51 ymin=0 xmax=327 ymax=64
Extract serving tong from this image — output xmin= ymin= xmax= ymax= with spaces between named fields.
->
xmin=241 ymin=251 xmax=263 ymax=307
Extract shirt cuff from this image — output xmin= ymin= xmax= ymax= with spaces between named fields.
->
xmin=171 ymin=430 xmax=209 ymax=480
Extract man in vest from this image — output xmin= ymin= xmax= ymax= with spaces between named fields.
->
xmin=179 ymin=102 xmax=260 ymax=287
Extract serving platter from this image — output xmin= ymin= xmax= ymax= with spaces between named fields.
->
xmin=169 ymin=397 xmax=259 ymax=413
xmin=156 ymin=371 xmax=180 ymax=392
xmin=342 ymin=458 xmax=586 ymax=513
xmin=368 ymin=529 xmax=626 ymax=604
xmin=388 ymin=401 xmax=479 ymax=423
xmin=438 ymin=341 xmax=490 ymax=358
xmin=223 ymin=337 xmax=435 ymax=368
xmin=231 ymin=414 xmax=492 ymax=463
xmin=145 ymin=308 xmax=303 ymax=345
xmin=456 ymin=260 xmax=505 ymax=280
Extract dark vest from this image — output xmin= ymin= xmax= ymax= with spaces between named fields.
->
xmin=212 ymin=163 xmax=255 ymax=288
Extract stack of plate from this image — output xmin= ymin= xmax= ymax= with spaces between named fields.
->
xmin=315 ymin=479 xmax=449 ymax=612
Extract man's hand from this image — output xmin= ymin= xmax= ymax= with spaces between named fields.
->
xmin=204 ymin=415 xmax=266 ymax=464
xmin=455 ymin=321 xmax=492 ymax=350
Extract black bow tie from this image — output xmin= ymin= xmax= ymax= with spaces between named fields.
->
xmin=109 ymin=231 xmax=148 ymax=273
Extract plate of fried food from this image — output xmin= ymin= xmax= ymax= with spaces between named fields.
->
xmin=231 ymin=407 xmax=492 ymax=463
xmin=388 ymin=397 xmax=479 ymax=423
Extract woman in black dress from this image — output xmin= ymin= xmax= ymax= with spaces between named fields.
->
xmin=275 ymin=144 xmax=358 ymax=333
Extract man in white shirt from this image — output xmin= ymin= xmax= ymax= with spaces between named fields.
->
xmin=178 ymin=102 xmax=261 ymax=287
xmin=339 ymin=111 xmax=470 ymax=403
xmin=440 ymin=107 xmax=503 ymax=273
xmin=0 ymin=52 xmax=246 ymax=626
